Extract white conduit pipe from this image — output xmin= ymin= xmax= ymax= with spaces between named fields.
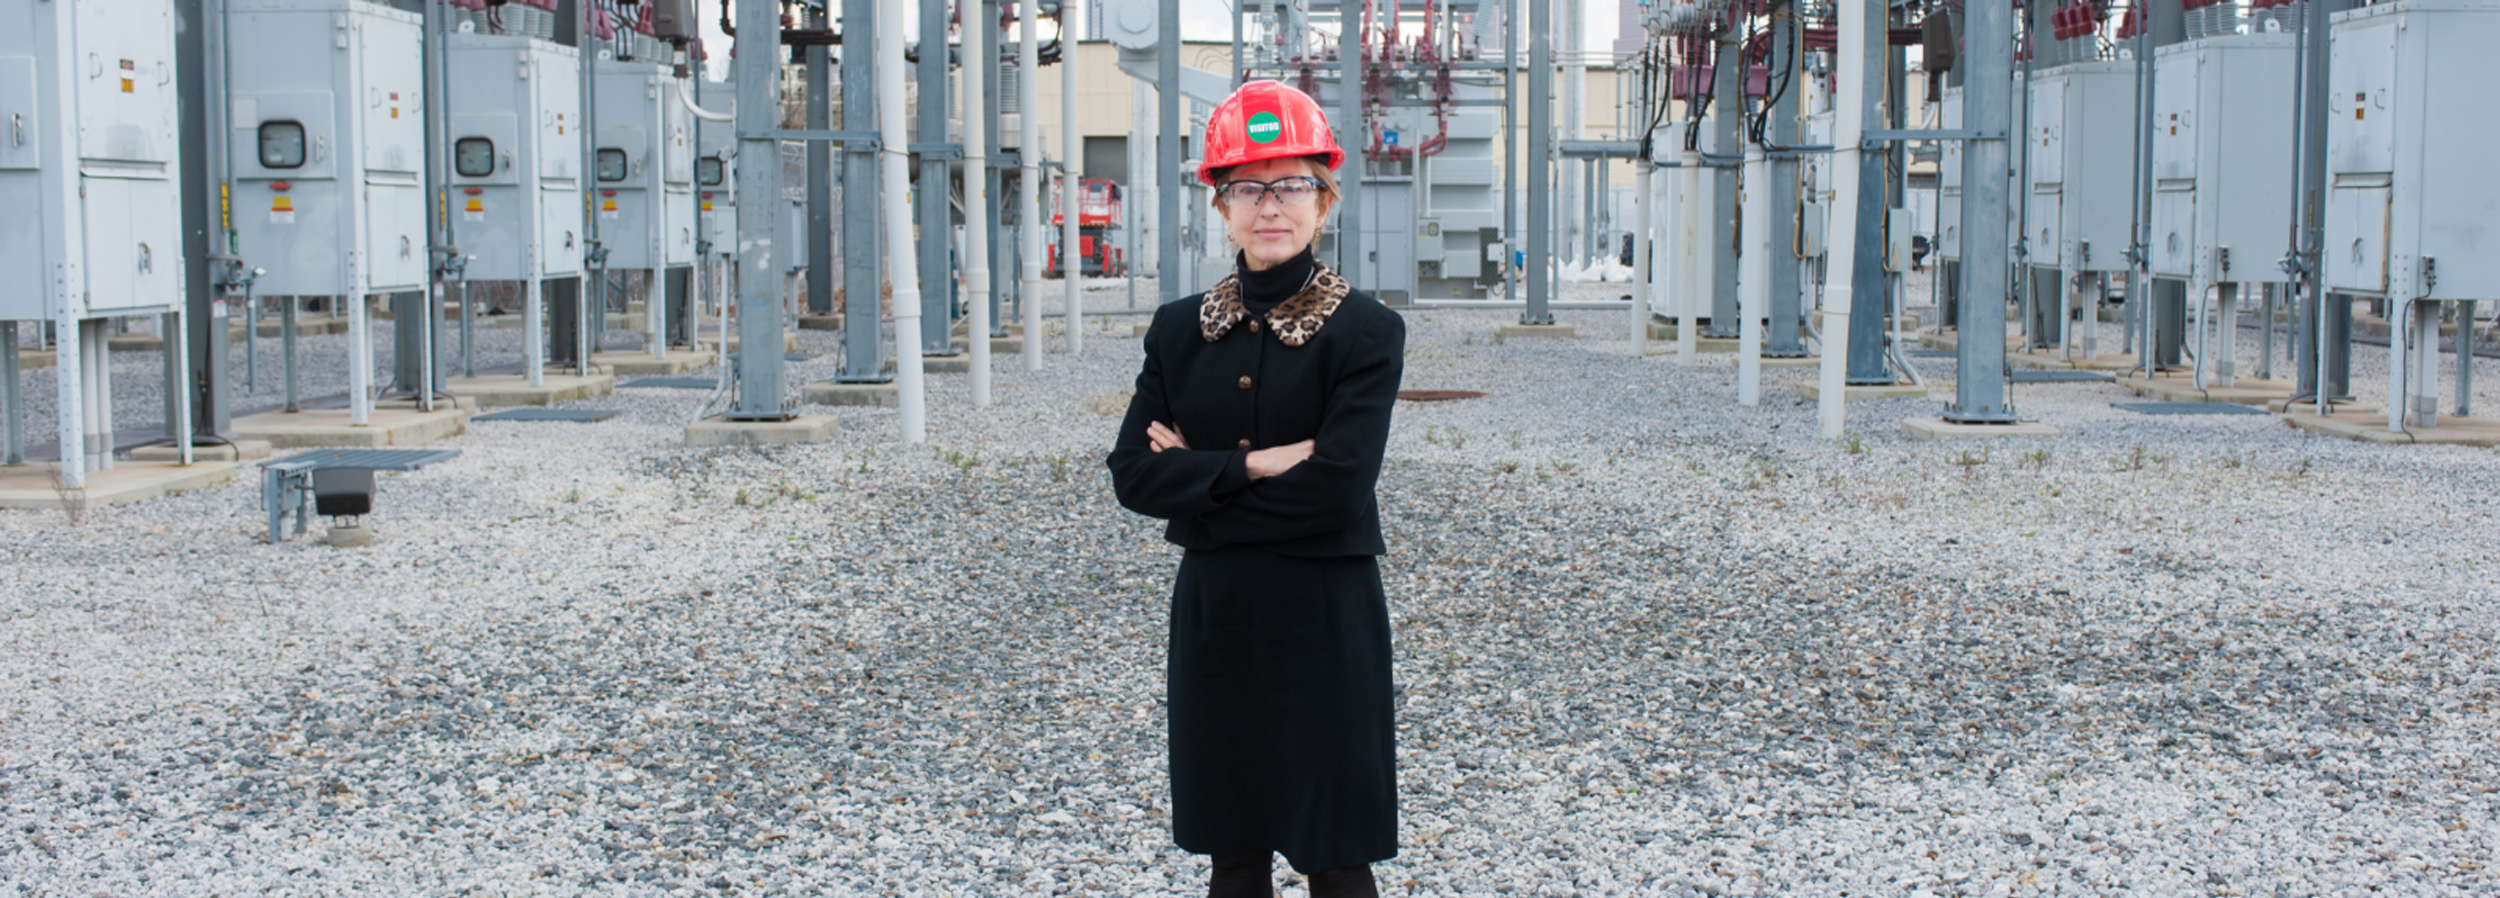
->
xmin=1019 ymin=1 xmax=1044 ymax=372
xmin=349 ymin=290 xmax=371 ymax=425
xmin=1678 ymin=146 xmax=1700 ymax=364
xmin=879 ymin=0 xmax=927 ymax=441
xmin=1631 ymin=154 xmax=1652 ymax=356
xmin=963 ymin=0 xmax=992 ymax=407
xmin=1737 ymin=143 xmax=1767 ymax=407
xmin=1060 ymin=0 xmax=1083 ymax=358
xmin=1817 ymin=0 xmax=1866 ymax=441
xmin=673 ymin=80 xmax=732 ymax=122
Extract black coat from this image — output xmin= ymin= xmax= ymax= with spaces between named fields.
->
xmin=1106 ymin=266 xmax=1406 ymax=557
xmin=1104 ymin=263 xmax=1407 ymax=874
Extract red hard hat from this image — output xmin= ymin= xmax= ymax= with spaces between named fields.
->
xmin=1198 ymin=80 xmax=1345 ymax=186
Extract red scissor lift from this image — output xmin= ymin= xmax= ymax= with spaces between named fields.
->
xmin=1046 ymin=178 xmax=1126 ymax=278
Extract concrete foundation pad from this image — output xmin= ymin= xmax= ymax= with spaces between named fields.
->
xmin=991 ymin=337 xmax=1025 ymax=354
xmin=1919 ymin=330 xmax=2024 ymax=353
xmin=16 ymin=350 xmax=54 ymax=370
xmin=923 ymin=355 xmax=972 ymax=374
xmin=803 ymin=381 xmax=899 ymax=407
xmin=698 ymin=332 xmax=801 ymax=355
xmin=1497 ymin=323 xmax=1578 ymax=339
xmin=684 ymin=414 xmax=839 ymax=447
xmin=230 ymin=407 xmax=469 ymax=449
xmin=2010 ymin=349 xmax=2137 ymax=371
xmin=1758 ymin=355 xmax=1822 ymax=368
xmin=2282 ymin=411 xmax=2500 ymax=447
xmin=444 ymin=373 xmax=615 ymax=408
xmin=797 ymin=314 xmax=844 ymax=331
xmin=325 ymin=522 xmax=375 ymax=548
xmin=2119 ymin=374 xmax=2295 ymax=407
xmin=1901 ymin=417 xmax=2063 ymax=441
xmin=128 ymin=439 xmax=275 ymax=463
xmin=596 ymin=349 xmax=717 ymax=376
xmin=258 ymin=316 xmax=348 ymax=337
xmin=1801 ymin=384 xmax=1932 ymax=401
xmin=2268 ymin=399 xmax=2384 ymax=417
xmin=108 ymin=333 xmax=165 ymax=352
xmin=0 ymin=460 xmax=238 ymax=511
xmin=1131 ymin=323 xmax=1153 ymax=338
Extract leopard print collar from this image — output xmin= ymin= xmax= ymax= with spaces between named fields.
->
xmin=1197 ymin=262 xmax=1352 ymax=347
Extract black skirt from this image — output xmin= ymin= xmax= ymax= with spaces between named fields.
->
xmin=1166 ymin=544 xmax=1398 ymax=874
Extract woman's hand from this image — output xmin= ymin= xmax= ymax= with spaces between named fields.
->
xmin=1245 ymin=440 xmax=1315 ymax=480
xmin=1147 ymin=421 xmax=1191 ymax=453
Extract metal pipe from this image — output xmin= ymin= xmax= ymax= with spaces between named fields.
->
xmin=1157 ymin=0 xmax=1180 ymax=304
xmin=966 ymin=0 xmax=994 ymax=407
xmin=173 ymin=307 xmax=192 ymax=464
xmin=1678 ymin=145 xmax=1700 ymax=363
xmin=881 ymin=0 xmax=929 ymax=439
xmin=1944 ymin=0 xmax=2017 ymax=423
xmin=56 ymin=315 xmax=82 ymax=487
xmin=1738 ymin=142 xmax=1766 ymax=406
xmin=1340 ymin=0 xmax=1364 ymax=287
xmin=919 ymin=0 xmax=954 ymax=356
xmin=2 ymin=322 xmax=18 ymax=465
xmin=1523 ymin=0 xmax=1551 ymax=324
xmin=1061 ymin=0 xmax=1082 ymax=357
xmin=672 ymin=79 xmax=732 ymax=121
xmin=1504 ymin=0 xmax=1518 ymax=298
xmin=1023 ymin=0 xmax=1045 ymax=369
xmin=1630 ymin=60 xmax=1651 ymax=356
xmin=1820 ymin=0 xmax=1873 ymax=439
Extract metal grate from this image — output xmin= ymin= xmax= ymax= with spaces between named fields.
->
xmin=620 ymin=377 xmax=723 ymax=389
xmin=2114 ymin=402 xmax=2272 ymax=416
xmin=473 ymin=408 xmax=621 ymax=423
xmin=2010 ymin=370 xmax=2116 ymax=384
xmin=261 ymin=448 xmax=463 ymax=472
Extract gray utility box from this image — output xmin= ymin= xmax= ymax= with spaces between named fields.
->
xmin=591 ymin=57 xmax=696 ymax=270
xmin=0 ymin=0 xmax=187 ymax=322
xmin=2025 ymin=61 xmax=2136 ymax=273
xmin=2150 ymin=34 xmax=2297 ymax=287
xmin=2323 ymin=0 xmax=2500 ymax=301
xmin=225 ymin=0 xmax=429 ymax=297
xmin=443 ymin=31 xmax=582 ymax=281
xmin=693 ymin=76 xmax=734 ymax=254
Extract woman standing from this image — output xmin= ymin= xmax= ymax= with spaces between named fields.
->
xmin=1105 ymin=81 xmax=1406 ymax=898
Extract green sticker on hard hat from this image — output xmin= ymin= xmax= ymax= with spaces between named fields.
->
xmin=1246 ymin=111 xmax=1283 ymax=143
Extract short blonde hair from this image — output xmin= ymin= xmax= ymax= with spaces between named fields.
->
xmin=1207 ymin=155 xmax=1340 ymax=211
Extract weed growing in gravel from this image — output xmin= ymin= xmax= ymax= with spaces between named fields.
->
xmin=2284 ymin=457 xmax=2314 ymax=480
xmin=1505 ymin=430 xmax=1524 ymax=450
xmin=563 ymin=486 xmax=585 ymax=503
xmin=941 ymin=446 xmax=983 ymax=474
xmin=1840 ymin=433 xmax=1865 ymax=455
xmin=2221 ymin=452 xmax=2245 ymax=469
xmin=1046 ymin=452 xmax=1073 ymax=482
xmin=2025 ymin=448 xmax=2052 ymax=470
xmin=1493 ymin=460 xmax=1520 ymax=475
xmin=1952 ymin=448 xmax=1989 ymax=476
xmin=1462 ymin=333 xmax=1476 ymax=346
xmin=50 ymin=474 xmax=87 ymax=526
xmin=734 ymin=487 xmax=750 ymax=506
xmin=2117 ymin=445 xmax=2163 ymax=472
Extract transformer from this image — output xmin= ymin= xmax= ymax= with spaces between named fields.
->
xmin=590 ymin=56 xmax=695 ymax=272
xmin=694 ymin=76 xmax=734 ymax=254
xmin=225 ymin=0 xmax=429 ymax=299
xmin=442 ymin=31 xmax=583 ymax=283
xmin=2323 ymin=0 xmax=2500 ymax=429
xmin=2149 ymin=34 xmax=2297 ymax=287
xmin=0 ymin=0 xmax=188 ymax=477
xmin=1936 ymin=87 xmax=1962 ymax=263
xmin=2024 ymin=61 xmax=2134 ymax=275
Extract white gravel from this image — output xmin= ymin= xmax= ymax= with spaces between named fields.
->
xmin=2 ymin=271 xmax=2498 ymax=896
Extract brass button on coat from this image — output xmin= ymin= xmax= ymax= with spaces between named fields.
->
xmin=1236 ymin=438 xmax=1252 ymax=449
xmin=1248 ymin=320 xmax=1262 ymax=334
xmin=1237 ymin=375 xmax=1253 ymax=390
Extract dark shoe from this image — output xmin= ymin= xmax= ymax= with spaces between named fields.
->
xmin=1208 ymin=851 xmax=1274 ymax=898
xmin=1305 ymin=864 xmax=1378 ymax=898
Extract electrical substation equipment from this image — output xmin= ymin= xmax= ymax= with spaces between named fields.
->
xmin=0 ymin=0 xmax=188 ymax=481
xmin=225 ymin=0 xmax=429 ymax=425
xmin=2024 ymin=61 xmax=2134 ymax=355
xmin=2149 ymin=34 xmax=2297 ymax=288
xmin=592 ymin=52 xmax=698 ymax=349
xmin=441 ymin=22 xmax=584 ymax=383
xmin=2323 ymin=0 xmax=2500 ymax=429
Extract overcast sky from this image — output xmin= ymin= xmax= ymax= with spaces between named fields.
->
xmin=694 ymin=0 xmax=1619 ymax=80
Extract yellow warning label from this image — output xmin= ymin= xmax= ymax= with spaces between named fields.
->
xmin=465 ymin=199 xmax=483 ymax=212
xmin=602 ymin=200 xmax=617 ymax=211
xmin=120 ymin=78 xmax=133 ymax=93
xmin=701 ymin=201 xmax=713 ymax=211
xmin=271 ymin=196 xmax=294 ymax=212
xmin=390 ymin=108 xmax=399 ymax=119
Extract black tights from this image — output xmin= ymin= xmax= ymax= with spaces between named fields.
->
xmin=1208 ymin=853 xmax=1378 ymax=898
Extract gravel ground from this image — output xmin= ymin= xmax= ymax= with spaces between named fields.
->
xmin=4 ymin=271 xmax=2499 ymax=896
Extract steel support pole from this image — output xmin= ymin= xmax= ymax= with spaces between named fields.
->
xmin=1157 ymin=0 xmax=1181 ymax=303
xmin=1844 ymin=1 xmax=1894 ymax=385
xmin=182 ymin=0 xmax=231 ymax=443
xmin=1503 ymin=0 xmax=1518 ymax=298
xmin=966 ymin=0 xmax=993 ymax=406
xmin=840 ymin=0 xmax=890 ymax=382
xmin=985 ymin=4 xmax=1009 ymax=336
xmin=920 ymin=0 xmax=958 ymax=356
xmin=1944 ymin=0 xmax=2017 ymax=423
xmin=1340 ymin=0 xmax=1365 ymax=289
xmin=1819 ymin=0 xmax=1874 ymax=437
xmin=881 ymin=0 xmax=931 ymax=437
xmin=2292 ymin=0 xmax=2352 ymax=406
xmin=2 ymin=322 xmax=17 ymax=466
xmin=806 ymin=5 xmax=834 ymax=319
xmin=1059 ymin=0 xmax=1082 ymax=355
xmin=1705 ymin=29 xmax=1740 ymax=338
xmin=1765 ymin=8 xmax=1805 ymax=358
xmin=1022 ymin=0 xmax=1046 ymax=365
xmin=1523 ymin=0 xmax=1553 ymax=324
xmin=730 ymin=0 xmax=789 ymax=419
